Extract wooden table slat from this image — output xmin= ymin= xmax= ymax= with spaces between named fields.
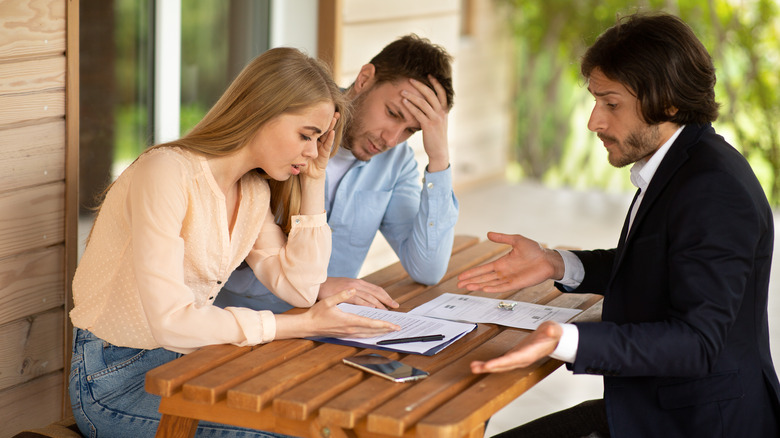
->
xmin=410 ymin=295 xmax=603 ymax=437
xmin=362 ymin=235 xmax=480 ymax=288
xmin=273 ymin=363 xmax=364 ymax=420
xmin=183 ymin=339 xmax=316 ymax=404
xmin=159 ymin=392 xmax=278 ymax=432
xmin=145 ymin=344 xmax=252 ymax=397
xmin=387 ymin=240 xmax=509 ymax=304
xmin=570 ymin=299 xmax=603 ymax=323
xmin=318 ymin=324 xmax=499 ymax=428
xmin=227 ymin=343 xmax=359 ymax=412
xmin=366 ymin=329 xmax=533 ymax=436
xmin=500 ymin=279 xmax=562 ymax=304
xmin=415 ymin=358 xmax=562 ymax=438
xmin=272 ymin=349 xmax=403 ymax=421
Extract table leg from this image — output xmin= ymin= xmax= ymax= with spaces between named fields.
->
xmin=155 ymin=414 xmax=199 ymax=438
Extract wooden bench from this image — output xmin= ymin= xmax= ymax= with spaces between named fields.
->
xmin=11 ymin=417 xmax=82 ymax=438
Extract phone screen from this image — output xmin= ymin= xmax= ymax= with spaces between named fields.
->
xmin=343 ymin=354 xmax=429 ymax=382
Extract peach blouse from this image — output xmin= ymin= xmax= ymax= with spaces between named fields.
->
xmin=71 ymin=147 xmax=331 ymax=354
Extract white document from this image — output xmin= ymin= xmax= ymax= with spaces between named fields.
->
xmin=326 ymin=303 xmax=477 ymax=355
xmin=408 ymin=293 xmax=582 ymax=330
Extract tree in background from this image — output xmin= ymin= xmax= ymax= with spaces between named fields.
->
xmin=499 ymin=0 xmax=780 ymax=203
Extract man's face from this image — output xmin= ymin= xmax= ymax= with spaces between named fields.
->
xmin=343 ymin=81 xmax=423 ymax=161
xmin=587 ymin=68 xmax=665 ymax=168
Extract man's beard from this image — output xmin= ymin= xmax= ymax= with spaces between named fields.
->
xmin=342 ymin=91 xmax=367 ymax=160
xmin=602 ymin=124 xmax=661 ymax=168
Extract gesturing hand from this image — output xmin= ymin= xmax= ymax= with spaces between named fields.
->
xmin=471 ymin=321 xmax=563 ymax=373
xmin=402 ymin=75 xmax=450 ymax=172
xmin=457 ymin=232 xmax=565 ymax=293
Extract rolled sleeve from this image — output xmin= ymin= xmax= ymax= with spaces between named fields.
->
xmin=224 ymin=307 xmax=277 ymax=344
xmin=246 ymin=211 xmax=331 ymax=308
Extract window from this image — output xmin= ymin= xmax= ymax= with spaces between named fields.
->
xmin=78 ymin=0 xmax=274 ymax=254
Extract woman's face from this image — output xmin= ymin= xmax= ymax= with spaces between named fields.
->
xmin=247 ymin=101 xmax=335 ymax=180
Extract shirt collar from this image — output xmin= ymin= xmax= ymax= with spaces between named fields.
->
xmin=334 ymin=145 xmax=358 ymax=162
xmin=629 ymin=126 xmax=685 ymax=191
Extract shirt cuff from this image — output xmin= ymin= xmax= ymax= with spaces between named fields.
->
xmin=422 ymin=165 xmax=453 ymax=192
xmin=556 ymin=249 xmax=585 ymax=289
xmin=549 ymin=323 xmax=579 ymax=363
xmin=290 ymin=211 xmax=327 ymax=228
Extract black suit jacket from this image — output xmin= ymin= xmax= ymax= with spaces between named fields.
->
xmin=563 ymin=124 xmax=780 ymax=437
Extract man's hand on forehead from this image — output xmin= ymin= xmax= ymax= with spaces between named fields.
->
xmin=401 ymin=75 xmax=450 ymax=172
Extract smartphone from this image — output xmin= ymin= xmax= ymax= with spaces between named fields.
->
xmin=343 ymin=354 xmax=429 ymax=383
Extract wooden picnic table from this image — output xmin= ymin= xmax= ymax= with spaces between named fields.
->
xmin=146 ymin=235 xmax=603 ymax=438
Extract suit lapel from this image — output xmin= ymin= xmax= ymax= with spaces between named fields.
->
xmin=618 ymin=189 xmax=642 ymax=245
xmin=610 ymin=124 xmax=710 ymax=277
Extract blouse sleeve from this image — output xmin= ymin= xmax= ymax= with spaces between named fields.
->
xmin=129 ymin=153 xmax=276 ymax=351
xmin=244 ymin=210 xmax=331 ymax=308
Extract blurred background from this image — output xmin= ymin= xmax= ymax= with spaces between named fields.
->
xmin=79 ymin=0 xmax=780 ymax=211
xmin=75 ymin=0 xmax=779 ymax=436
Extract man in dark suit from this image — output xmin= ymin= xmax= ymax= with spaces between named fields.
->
xmin=458 ymin=12 xmax=780 ymax=438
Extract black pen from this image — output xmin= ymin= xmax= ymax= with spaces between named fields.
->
xmin=376 ymin=334 xmax=445 ymax=345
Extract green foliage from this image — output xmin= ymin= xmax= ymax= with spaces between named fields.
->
xmin=180 ymin=0 xmax=230 ymax=134
xmin=180 ymin=103 xmax=209 ymax=136
xmin=498 ymin=0 xmax=780 ymax=202
xmin=113 ymin=0 xmax=153 ymax=162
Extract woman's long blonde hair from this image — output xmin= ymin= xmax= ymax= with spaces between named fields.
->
xmin=99 ymin=47 xmax=348 ymax=234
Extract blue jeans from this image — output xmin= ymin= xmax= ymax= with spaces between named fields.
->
xmin=69 ymin=328 xmax=294 ymax=438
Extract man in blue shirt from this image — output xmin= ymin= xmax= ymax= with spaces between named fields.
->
xmin=216 ymin=34 xmax=459 ymax=312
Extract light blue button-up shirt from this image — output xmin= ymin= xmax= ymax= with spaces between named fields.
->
xmin=215 ymin=141 xmax=459 ymax=311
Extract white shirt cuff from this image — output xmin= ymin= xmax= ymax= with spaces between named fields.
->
xmin=549 ymin=323 xmax=579 ymax=363
xmin=556 ymin=249 xmax=585 ymax=289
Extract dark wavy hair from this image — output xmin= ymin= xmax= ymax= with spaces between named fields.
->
xmin=368 ymin=34 xmax=455 ymax=110
xmin=581 ymin=12 xmax=719 ymax=125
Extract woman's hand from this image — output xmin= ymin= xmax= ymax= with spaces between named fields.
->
xmin=318 ymin=277 xmax=399 ymax=309
xmin=274 ymin=289 xmax=400 ymax=339
xmin=305 ymin=112 xmax=340 ymax=180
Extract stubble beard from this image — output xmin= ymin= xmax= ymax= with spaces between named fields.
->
xmin=606 ymin=124 xmax=661 ymax=168
xmin=343 ymin=91 xmax=371 ymax=161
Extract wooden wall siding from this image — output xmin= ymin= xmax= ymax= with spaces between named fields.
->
xmin=0 ymin=90 xmax=65 ymax=127
xmin=336 ymin=0 xmax=460 ymax=86
xmin=0 ymin=309 xmax=64 ymax=390
xmin=0 ymin=56 xmax=66 ymax=126
xmin=0 ymin=57 xmax=66 ymax=94
xmin=0 ymin=0 xmax=71 ymax=435
xmin=0 ymin=372 xmax=64 ymax=438
xmin=1 ymin=121 xmax=66 ymax=192
xmin=0 ymin=182 xmax=65 ymax=258
xmin=0 ymin=0 xmax=66 ymax=60
xmin=0 ymin=247 xmax=65 ymax=326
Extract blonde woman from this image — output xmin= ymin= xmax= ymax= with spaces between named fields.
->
xmin=69 ymin=48 xmax=399 ymax=438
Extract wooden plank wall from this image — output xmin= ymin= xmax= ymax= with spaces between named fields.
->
xmin=0 ymin=0 xmax=75 ymax=436
xmin=320 ymin=0 xmax=512 ymax=191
